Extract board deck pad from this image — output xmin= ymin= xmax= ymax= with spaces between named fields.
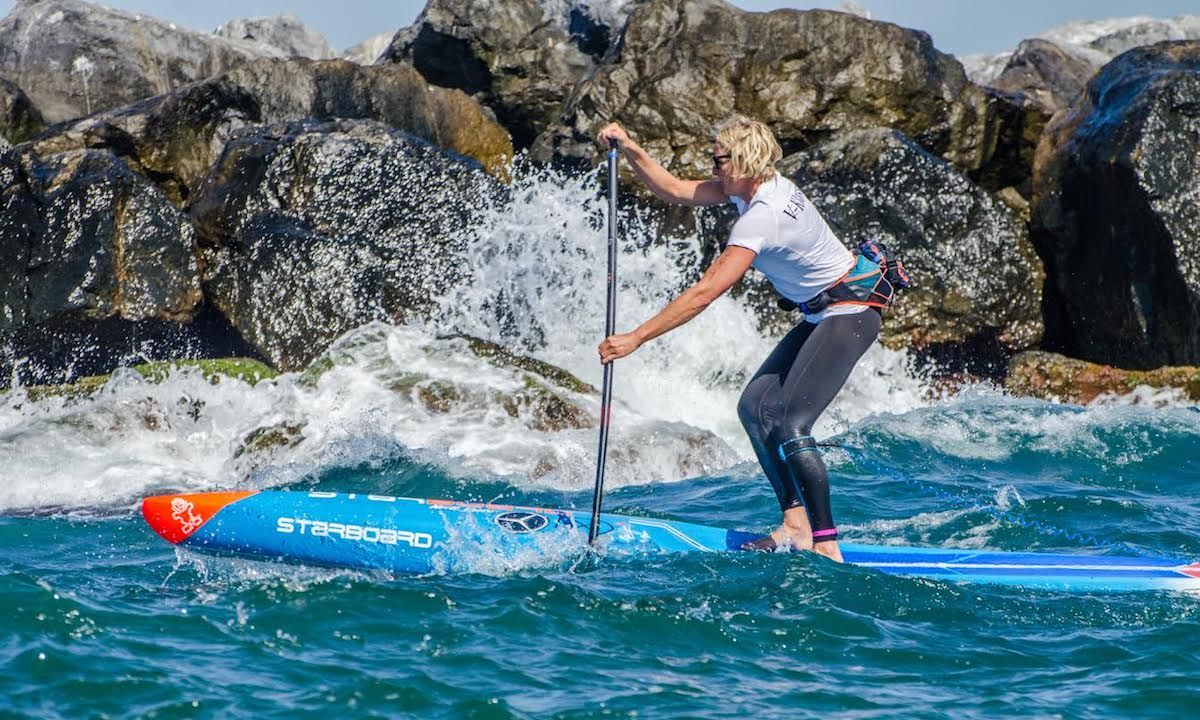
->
xmin=142 ymin=491 xmax=1200 ymax=592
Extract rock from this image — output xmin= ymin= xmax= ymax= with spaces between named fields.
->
xmin=991 ymin=39 xmax=1097 ymax=115
xmin=972 ymin=87 xmax=1050 ymax=195
xmin=960 ymin=51 xmax=1012 ymax=86
xmin=440 ymin=334 xmax=598 ymax=395
xmin=222 ymin=58 xmax=513 ymax=176
xmin=779 ymin=128 xmax=1043 ymax=374
xmin=1 ymin=147 xmax=201 ymax=326
xmin=966 ymin=16 xmax=1200 ymax=88
xmin=29 ymin=78 xmax=261 ymax=206
xmin=1031 ymin=41 xmax=1200 ymax=369
xmin=343 ymin=32 xmax=394 ymax=65
xmin=190 ymin=119 xmax=499 ymax=370
xmin=1006 ymin=351 xmax=1200 ymax=404
xmin=0 ymin=145 xmax=261 ymax=385
xmin=214 ymin=15 xmax=336 ymax=59
xmin=0 ymin=75 xmax=44 ymax=143
xmin=233 ymin=421 xmax=306 ymax=467
xmin=0 ymin=0 xmax=278 ymax=123
xmin=381 ymin=0 xmax=633 ymax=149
xmin=534 ymin=0 xmax=1030 ymax=193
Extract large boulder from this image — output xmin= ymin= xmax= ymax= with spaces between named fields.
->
xmin=0 ymin=0 xmax=277 ymax=123
xmin=779 ymin=128 xmax=1043 ymax=373
xmin=222 ymin=59 xmax=513 ymax=176
xmin=0 ymin=75 xmax=44 ymax=143
xmin=534 ymin=0 xmax=1028 ymax=192
xmin=380 ymin=0 xmax=633 ymax=149
xmin=214 ymin=15 xmax=336 ymax=59
xmin=190 ymin=119 xmax=499 ymax=370
xmin=0 ymin=147 xmax=200 ymax=328
xmin=29 ymin=78 xmax=261 ymax=206
xmin=0 ymin=145 xmax=253 ymax=385
xmin=26 ymin=60 xmax=513 ymax=208
xmin=990 ymin=39 xmax=1097 ymax=116
xmin=1031 ymin=41 xmax=1200 ymax=369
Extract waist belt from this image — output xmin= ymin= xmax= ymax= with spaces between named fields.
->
xmin=796 ymin=241 xmax=911 ymax=316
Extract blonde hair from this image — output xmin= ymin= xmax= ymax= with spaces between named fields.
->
xmin=713 ymin=115 xmax=782 ymax=182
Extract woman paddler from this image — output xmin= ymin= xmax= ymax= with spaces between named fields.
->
xmin=596 ymin=116 xmax=891 ymax=562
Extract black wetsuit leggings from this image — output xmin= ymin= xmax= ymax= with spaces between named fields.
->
xmin=736 ymin=309 xmax=881 ymax=543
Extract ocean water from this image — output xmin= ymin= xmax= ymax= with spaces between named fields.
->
xmin=3 ymin=164 xmax=1200 ymax=718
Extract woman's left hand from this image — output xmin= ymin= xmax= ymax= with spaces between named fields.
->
xmin=598 ymin=332 xmax=642 ymax=364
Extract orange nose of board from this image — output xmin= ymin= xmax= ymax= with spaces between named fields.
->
xmin=141 ymin=491 xmax=257 ymax=544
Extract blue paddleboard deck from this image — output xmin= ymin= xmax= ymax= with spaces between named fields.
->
xmin=141 ymin=490 xmax=1200 ymax=592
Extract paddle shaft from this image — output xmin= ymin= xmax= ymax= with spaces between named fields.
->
xmin=589 ymin=139 xmax=619 ymax=545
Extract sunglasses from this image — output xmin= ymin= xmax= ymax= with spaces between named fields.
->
xmin=711 ymin=154 xmax=732 ymax=171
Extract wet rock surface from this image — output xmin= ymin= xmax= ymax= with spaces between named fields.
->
xmin=0 ymin=147 xmax=201 ymax=329
xmin=303 ymin=323 xmax=597 ymax=433
xmin=0 ymin=144 xmax=259 ymax=385
xmin=1032 ymin=41 xmax=1200 ymax=369
xmin=190 ymin=119 xmax=498 ymax=370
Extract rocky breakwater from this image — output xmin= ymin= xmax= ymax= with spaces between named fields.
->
xmin=4 ymin=0 xmax=1197 ymax=405
xmin=0 ymin=4 xmax=514 ymax=386
xmin=1031 ymin=41 xmax=1200 ymax=370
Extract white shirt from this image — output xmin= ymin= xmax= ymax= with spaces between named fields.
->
xmin=727 ymin=174 xmax=866 ymax=323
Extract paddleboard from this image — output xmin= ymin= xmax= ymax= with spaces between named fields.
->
xmin=142 ymin=490 xmax=1200 ymax=592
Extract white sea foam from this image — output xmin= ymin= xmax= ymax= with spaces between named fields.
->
xmin=858 ymin=387 xmax=1200 ymax=467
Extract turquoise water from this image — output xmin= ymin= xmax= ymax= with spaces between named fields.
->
xmin=4 ymin=398 xmax=1200 ymax=718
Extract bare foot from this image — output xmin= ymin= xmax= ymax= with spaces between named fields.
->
xmin=740 ymin=534 xmax=780 ymax=551
xmin=812 ymin=541 xmax=844 ymax=563
xmin=741 ymin=507 xmax=815 ymax=551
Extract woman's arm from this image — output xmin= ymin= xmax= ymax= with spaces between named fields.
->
xmin=597 ymin=123 xmax=727 ymax=207
xmin=598 ymin=246 xmax=757 ymax=363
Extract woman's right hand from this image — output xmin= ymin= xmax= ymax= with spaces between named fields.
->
xmin=596 ymin=122 xmax=630 ymax=149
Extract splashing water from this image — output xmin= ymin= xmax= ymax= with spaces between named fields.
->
xmin=429 ymin=161 xmax=931 ymax=450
